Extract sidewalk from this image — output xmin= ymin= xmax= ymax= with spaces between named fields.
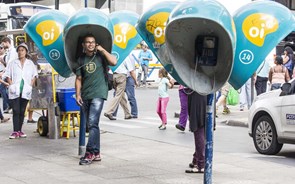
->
xmin=1 ymin=110 xmax=294 ymax=184
xmin=0 ymin=120 xmax=203 ymax=184
xmin=215 ymin=104 xmax=249 ymax=128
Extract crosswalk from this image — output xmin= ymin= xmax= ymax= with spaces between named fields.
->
xmin=101 ymin=116 xmax=178 ymax=129
xmin=100 ymin=116 xmax=227 ymax=130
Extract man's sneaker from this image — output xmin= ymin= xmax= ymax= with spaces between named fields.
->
xmin=18 ymin=131 xmax=27 ymax=138
xmin=159 ymin=124 xmax=166 ymax=130
xmin=104 ymin=113 xmax=117 ymax=120
xmin=175 ymin=124 xmax=185 ymax=131
xmin=9 ymin=132 xmax=19 ymax=139
xmin=124 ymin=115 xmax=132 ymax=120
xmin=93 ymin=153 xmax=101 ymax=161
xmin=79 ymin=152 xmax=95 ymax=165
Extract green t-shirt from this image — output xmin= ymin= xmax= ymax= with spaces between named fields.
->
xmin=76 ymin=54 xmax=108 ymax=100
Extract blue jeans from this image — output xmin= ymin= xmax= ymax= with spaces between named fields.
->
xmin=125 ymin=76 xmax=138 ymax=117
xmin=113 ymin=76 xmax=138 ymax=117
xmin=141 ymin=65 xmax=148 ymax=85
xmin=82 ymin=98 xmax=104 ymax=154
xmin=0 ymin=83 xmax=9 ymax=110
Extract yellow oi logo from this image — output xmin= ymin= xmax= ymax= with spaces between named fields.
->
xmin=114 ymin=23 xmax=137 ymax=49
xmin=36 ymin=20 xmax=61 ymax=46
xmin=242 ymin=13 xmax=278 ymax=47
xmin=146 ymin=12 xmax=170 ymax=45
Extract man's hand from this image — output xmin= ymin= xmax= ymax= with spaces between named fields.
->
xmin=96 ymin=44 xmax=104 ymax=52
xmin=76 ymin=95 xmax=83 ymax=106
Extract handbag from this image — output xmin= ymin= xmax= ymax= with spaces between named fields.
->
xmin=107 ymin=72 xmax=113 ymax=91
xmin=227 ymin=87 xmax=239 ymax=106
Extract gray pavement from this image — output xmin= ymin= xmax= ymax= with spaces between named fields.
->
xmin=0 ymin=98 xmax=294 ymax=184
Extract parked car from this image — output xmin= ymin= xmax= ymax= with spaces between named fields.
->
xmin=248 ymin=79 xmax=295 ymax=155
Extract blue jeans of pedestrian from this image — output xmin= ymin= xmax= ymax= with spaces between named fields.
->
xmin=0 ymin=83 xmax=9 ymax=110
xmin=82 ymin=98 xmax=104 ymax=154
xmin=141 ymin=64 xmax=148 ymax=85
xmin=125 ymin=76 xmax=138 ymax=117
xmin=113 ymin=76 xmax=138 ymax=117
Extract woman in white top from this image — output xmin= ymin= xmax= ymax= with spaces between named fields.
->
xmin=4 ymin=43 xmax=38 ymax=139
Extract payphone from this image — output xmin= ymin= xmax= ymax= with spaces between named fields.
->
xmin=195 ymin=35 xmax=218 ymax=66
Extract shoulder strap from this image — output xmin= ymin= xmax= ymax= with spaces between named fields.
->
xmin=257 ymin=60 xmax=265 ymax=74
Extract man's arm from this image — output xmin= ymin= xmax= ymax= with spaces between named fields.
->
xmin=96 ymin=45 xmax=117 ymax=66
xmin=148 ymin=51 xmax=153 ymax=61
xmin=130 ymin=70 xmax=138 ymax=86
xmin=75 ymin=75 xmax=83 ymax=106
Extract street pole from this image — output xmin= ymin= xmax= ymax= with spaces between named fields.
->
xmin=108 ymin=0 xmax=111 ymax=13
xmin=78 ymin=109 xmax=86 ymax=155
xmin=204 ymin=93 xmax=215 ymax=184
xmin=55 ymin=0 xmax=59 ymax=10
xmin=78 ymin=0 xmax=88 ymax=155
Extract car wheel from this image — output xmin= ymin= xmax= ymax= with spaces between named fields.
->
xmin=253 ymin=115 xmax=283 ymax=155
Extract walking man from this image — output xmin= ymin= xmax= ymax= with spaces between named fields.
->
xmin=113 ymin=55 xmax=139 ymax=119
xmin=75 ymin=34 xmax=117 ymax=165
xmin=137 ymin=42 xmax=152 ymax=87
xmin=104 ymin=57 xmax=133 ymax=120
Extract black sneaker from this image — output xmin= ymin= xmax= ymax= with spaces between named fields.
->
xmin=175 ymin=124 xmax=185 ymax=131
xmin=79 ymin=152 xmax=95 ymax=165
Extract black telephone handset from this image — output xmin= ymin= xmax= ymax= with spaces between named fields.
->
xmin=195 ymin=35 xmax=218 ymax=66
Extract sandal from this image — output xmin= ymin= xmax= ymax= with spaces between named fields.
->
xmin=189 ymin=163 xmax=197 ymax=168
xmin=185 ymin=166 xmax=204 ymax=173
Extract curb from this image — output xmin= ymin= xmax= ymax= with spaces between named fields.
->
xmin=223 ymin=120 xmax=248 ymax=128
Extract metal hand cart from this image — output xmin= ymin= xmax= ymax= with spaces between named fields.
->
xmin=29 ymin=69 xmax=60 ymax=139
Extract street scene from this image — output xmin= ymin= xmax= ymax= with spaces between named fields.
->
xmin=0 ymin=0 xmax=294 ymax=184
xmin=0 ymin=87 xmax=295 ymax=184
